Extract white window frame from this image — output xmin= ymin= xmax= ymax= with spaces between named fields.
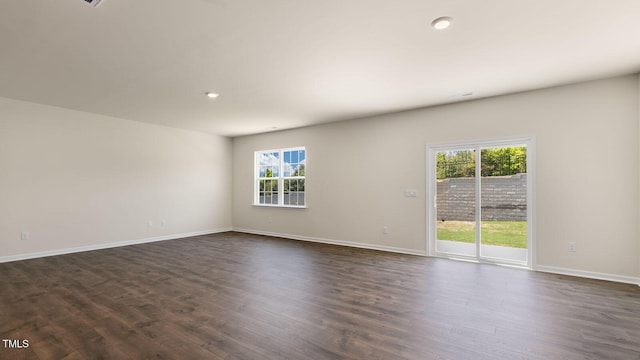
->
xmin=254 ymin=147 xmax=306 ymax=208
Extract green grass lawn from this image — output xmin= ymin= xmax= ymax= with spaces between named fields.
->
xmin=437 ymin=221 xmax=527 ymax=248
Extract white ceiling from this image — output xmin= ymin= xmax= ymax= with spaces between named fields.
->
xmin=1 ymin=0 xmax=640 ymax=137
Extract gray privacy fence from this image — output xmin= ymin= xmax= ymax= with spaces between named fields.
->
xmin=436 ymin=174 xmax=527 ymax=221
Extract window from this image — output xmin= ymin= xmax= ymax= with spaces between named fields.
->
xmin=255 ymin=147 xmax=306 ymax=207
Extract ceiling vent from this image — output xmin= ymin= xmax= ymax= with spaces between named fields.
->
xmin=84 ymin=0 xmax=103 ymax=7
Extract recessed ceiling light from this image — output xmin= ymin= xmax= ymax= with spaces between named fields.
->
xmin=431 ymin=16 xmax=453 ymax=30
xmin=205 ymin=92 xmax=219 ymax=99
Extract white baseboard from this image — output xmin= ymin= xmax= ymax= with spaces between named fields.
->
xmin=536 ymin=265 xmax=640 ymax=286
xmin=0 ymin=227 xmax=232 ymax=264
xmin=232 ymin=227 xmax=427 ymax=256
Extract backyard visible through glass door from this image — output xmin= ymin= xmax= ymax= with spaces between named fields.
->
xmin=435 ymin=148 xmax=477 ymax=257
xmin=479 ymin=146 xmax=527 ymax=263
xmin=433 ymin=143 xmax=529 ymax=266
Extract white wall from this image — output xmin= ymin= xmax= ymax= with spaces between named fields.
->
xmin=233 ymin=75 xmax=640 ymax=280
xmin=0 ymin=97 xmax=232 ymax=260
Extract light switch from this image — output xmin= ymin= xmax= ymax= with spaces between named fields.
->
xmin=404 ymin=189 xmax=417 ymax=197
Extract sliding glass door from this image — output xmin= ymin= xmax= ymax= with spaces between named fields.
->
xmin=434 ymin=148 xmax=478 ymax=257
xmin=429 ymin=138 xmax=533 ymax=267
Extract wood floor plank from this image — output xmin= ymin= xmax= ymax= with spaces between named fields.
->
xmin=2 ymin=231 xmax=640 ymax=359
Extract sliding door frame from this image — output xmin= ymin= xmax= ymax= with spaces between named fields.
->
xmin=426 ymin=136 xmax=536 ymax=269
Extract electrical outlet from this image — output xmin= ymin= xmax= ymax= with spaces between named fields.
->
xmin=568 ymin=242 xmax=576 ymax=252
xmin=147 ymin=221 xmax=153 ymax=228
xmin=21 ymin=231 xmax=30 ymax=240
xmin=382 ymin=226 xmax=389 ymax=235
xmin=161 ymin=220 xmax=166 ymax=228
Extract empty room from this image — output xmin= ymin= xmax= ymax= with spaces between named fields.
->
xmin=2 ymin=0 xmax=640 ymax=359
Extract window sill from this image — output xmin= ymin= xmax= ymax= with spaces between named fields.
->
xmin=252 ymin=204 xmax=307 ymax=209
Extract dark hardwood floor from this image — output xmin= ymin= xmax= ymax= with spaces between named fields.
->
xmin=1 ymin=232 xmax=639 ymax=359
